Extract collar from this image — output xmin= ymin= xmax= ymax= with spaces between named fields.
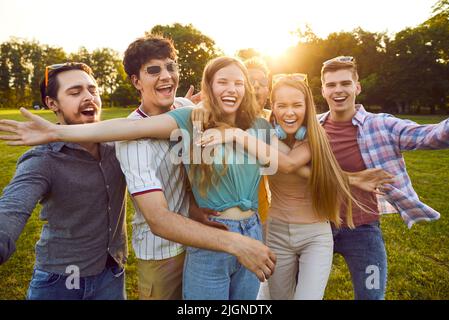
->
xmin=48 ymin=141 xmax=108 ymax=157
xmin=48 ymin=141 xmax=85 ymax=152
xmin=136 ymin=104 xmax=177 ymax=118
xmin=319 ymin=104 xmax=368 ymax=126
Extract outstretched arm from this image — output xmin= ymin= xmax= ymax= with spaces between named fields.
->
xmin=346 ymin=169 xmax=395 ymax=194
xmin=384 ymin=115 xmax=449 ymax=151
xmin=0 ymin=154 xmax=50 ymax=264
xmin=135 ymin=191 xmax=276 ymax=282
xmin=200 ymin=128 xmax=311 ymax=174
xmin=0 ymin=108 xmax=179 ymax=146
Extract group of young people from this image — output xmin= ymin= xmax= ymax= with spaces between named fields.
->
xmin=0 ymin=34 xmax=447 ymax=300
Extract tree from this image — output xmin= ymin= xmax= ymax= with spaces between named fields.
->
xmin=432 ymin=0 xmax=449 ymax=15
xmin=110 ymin=63 xmax=139 ymax=107
xmin=236 ymin=48 xmax=261 ymax=60
xmin=148 ymin=23 xmax=220 ymax=96
xmin=70 ymin=47 xmax=123 ymax=106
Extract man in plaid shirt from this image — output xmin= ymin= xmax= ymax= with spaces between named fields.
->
xmin=319 ymin=56 xmax=449 ymax=299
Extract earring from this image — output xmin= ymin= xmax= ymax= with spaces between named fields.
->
xmin=295 ymin=126 xmax=307 ymax=141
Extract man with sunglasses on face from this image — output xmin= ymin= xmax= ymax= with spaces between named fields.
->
xmin=116 ymin=34 xmax=276 ymax=300
xmin=319 ymin=56 xmax=449 ymax=299
xmin=0 ymin=62 xmax=128 ymax=299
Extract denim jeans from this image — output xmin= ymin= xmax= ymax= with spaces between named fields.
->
xmin=332 ymin=221 xmax=387 ymax=300
xmin=182 ymin=213 xmax=262 ymax=300
xmin=26 ymin=265 xmax=126 ymax=300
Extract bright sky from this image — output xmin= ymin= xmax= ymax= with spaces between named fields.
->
xmin=0 ymin=0 xmax=437 ymax=58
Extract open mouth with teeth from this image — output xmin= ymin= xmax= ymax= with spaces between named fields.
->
xmin=333 ymin=96 xmax=348 ymax=103
xmin=221 ymin=96 xmax=237 ymax=106
xmin=81 ymin=108 xmax=96 ymax=116
xmin=156 ymin=84 xmax=174 ymax=96
xmin=283 ymin=119 xmax=297 ymax=126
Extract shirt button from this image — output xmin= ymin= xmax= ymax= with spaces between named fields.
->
xmin=106 ymin=185 xmax=110 ymax=189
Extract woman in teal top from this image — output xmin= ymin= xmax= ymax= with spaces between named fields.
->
xmin=165 ymin=57 xmax=276 ymax=299
xmin=168 ymin=106 xmax=271 ymax=213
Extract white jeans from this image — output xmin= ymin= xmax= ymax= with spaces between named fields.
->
xmin=264 ymin=218 xmax=333 ymax=300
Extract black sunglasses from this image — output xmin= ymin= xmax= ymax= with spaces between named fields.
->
xmin=146 ymin=62 xmax=178 ymax=76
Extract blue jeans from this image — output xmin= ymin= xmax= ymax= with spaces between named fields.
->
xmin=183 ymin=213 xmax=262 ymax=300
xmin=332 ymin=221 xmax=387 ymax=300
xmin=26 ymin=265 xmax=126 ymax=300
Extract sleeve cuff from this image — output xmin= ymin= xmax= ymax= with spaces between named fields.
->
xmin=131 ymin=188 xmax=163 ymax=197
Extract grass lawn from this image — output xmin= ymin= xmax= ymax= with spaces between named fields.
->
xmin=0 ymin=108 xmax=448 ymax=300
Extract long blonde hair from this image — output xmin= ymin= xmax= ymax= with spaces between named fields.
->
xmin=271 ymin=78 xmax=355 ymax=228
xmin=190 ymin=56 xmax=260 ymax=196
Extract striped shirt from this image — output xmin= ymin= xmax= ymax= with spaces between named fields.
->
xmin=319 ymin=105 xmax=449 ymax=228
xmin=115 ymin=106 xmax=189 ymax=260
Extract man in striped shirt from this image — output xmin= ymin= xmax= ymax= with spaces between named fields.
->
xmin=115 ymin=35 xmax=275 ymax=299
xmin=319 ymin=56 xmax=449 ymax=299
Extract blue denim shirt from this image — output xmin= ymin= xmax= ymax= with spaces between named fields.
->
xmin=0 ymin=142 xmax=127 ymax=276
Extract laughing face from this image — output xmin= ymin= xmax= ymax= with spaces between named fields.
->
xmin=134 ymin=58 xmax=179 ymax=113
xmin=272 ymin=85 xmax=306 ymax=137
xmin=47 ymin=69 xmax=102 ymax=125
xmin=211 ymin=64 xmax=245 ymax=122
xmin=321 ymin=69 xmax=361 ymax=121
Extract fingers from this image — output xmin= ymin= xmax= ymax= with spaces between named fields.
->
xmin=185 ymin=85 xmax=194 ymax=100
xmin=191 ymin=92 xmax=202 ymax=104
xmin=373 ymin=183 xmax=393 ymax=195
xmin=192 ymin=122 xmax=203 ymax=137
xmin=20 ymin=107 xmax=35 ymax=120
xmin=380 ymin=177 xmax=395 ymax=185
xmin=373 ymin=189 xmax=386 ymax=196
xmin=200 ymin=134 xmax=216 ymax=146
xmin=205 ymin=220 xmax=229 ymax=231
xmin=0 ymin=134 xmax=21 ymax=141
xmin=258 ymin=256 xmax=276 ymax=282
xmin=0 ymin=120 xmax=19 ymax=130
xmin=6 ymin=141 xmax=26 ymax=146
xmin=255 ymin=270 xmax=266 ymax=282
xmin=196 ymin=133 xmax=217 ymax=147
xmin=200 ymin=208 xmax=220 ymax=216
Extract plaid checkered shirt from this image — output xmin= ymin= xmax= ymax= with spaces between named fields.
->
xmin=319 ymin=105 xmax=449 ymax=228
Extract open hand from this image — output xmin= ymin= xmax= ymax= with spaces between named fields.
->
xmin=347 ymin=168 xmax=395 ymax=195
xmin=0 ymin=108 xmax=57 ymax=146
xmin=197 ymin=127 xmax=241 ymax=147
xmin=189 ymin=206 xmax=228 ymax=231
xmin=185 ymin=85 xmax=202 ymax=105
xmin=233 ymin=234 xmax=276 ymax=282
xmin=191 ymin=105 xmax=210 ymax=137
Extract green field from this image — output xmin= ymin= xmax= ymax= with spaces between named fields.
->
xmin=0 ymin=108 xmax=448 ymax=300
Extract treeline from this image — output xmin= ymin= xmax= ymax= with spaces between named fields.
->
xmin=0 ymin=0 xmax=448 ymax=114
xmin=259 ymin=0 xmax=449 ymax=114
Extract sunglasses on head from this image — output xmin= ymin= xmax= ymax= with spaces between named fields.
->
xmin=145 ymin=62 xmax=178 ymax=76
xmin=322 ymin=56 xmax=354 ymax=66
xmin=44 ymin=63 xmax=70 ymax=88
xmin=272 ymin=73 xmax=308 ymax=86
xmin=250 ymin=77 xmax=269 ymax=87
